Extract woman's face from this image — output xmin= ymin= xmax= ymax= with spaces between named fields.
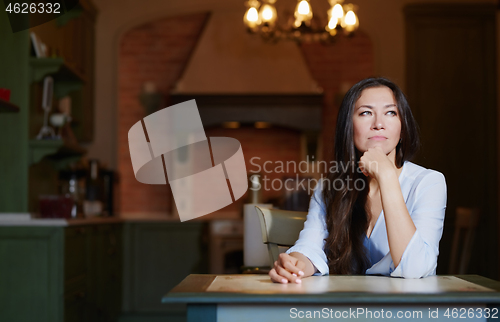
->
xmin=352 ymin=86 xmax=401 ymax=160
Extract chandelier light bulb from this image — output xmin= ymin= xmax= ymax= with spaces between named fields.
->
xmin=259 ymin=4 xmax=277 ymax=25
xmin=298 ymin=0 xmax=311 ymax=15
xmin=327 ymin=16 xmax=338 ymax=30
xmin=294 ymin=0 xmax=313 ymax=27
xmin=244 ymin=7 xmax=260 ymax=29
xmin=344 ymin=10 xmax=358 ymax=32
xmin=262 ymin=6 xmax=273 ymax=21
xmin=247 ymin=7 xmax=259 ymax=22
xmin=332 ymin=3 xmax=344 ymax=19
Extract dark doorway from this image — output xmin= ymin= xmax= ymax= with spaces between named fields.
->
xmin=405 ymin=3 xmax=497 ymax=279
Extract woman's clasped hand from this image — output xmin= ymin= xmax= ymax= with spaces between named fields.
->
xmin=269 ymin=252 xmax=316 ymax=284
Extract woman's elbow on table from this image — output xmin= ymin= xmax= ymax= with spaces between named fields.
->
xmin=391 ymin=250 xmax=438 ymax=279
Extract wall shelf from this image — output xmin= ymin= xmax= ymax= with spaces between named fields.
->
xmin=56 ymin=5 xmax=83 ymax=27
xmin=0 ymin=0 xmax=96 ymax=213
xmin=30 ymin=57 xmax=64 ymax=82
xmin=0 ymin=98 xmax=19 ymax=113
xmin=29 ymin=139 xmax=87 ymax=168
xmin=29 ymin=57 xmax=85 ymax=91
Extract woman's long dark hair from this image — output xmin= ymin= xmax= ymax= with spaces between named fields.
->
xmin=322 ymin=77 xmax=420 ymax=274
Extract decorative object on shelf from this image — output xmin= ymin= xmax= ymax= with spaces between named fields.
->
xmin=56 ymin=96 xmax=73 ymax=139
xmin=0 ymin=87 xmax=17 ymax=113
xmin=0 ymin=88 xmax=11 ymax=102
xmin=50 ymin=113 xmax=67 ymax=139
xmin=30 ymin=32 xmax=46 ymax=58
xmin=36 ymin=76 xmax=57 ymax=139
xmin=58 ymin=96 xmax=72 ymax=118
xmin=139 ymin=81 xmax=164 ymax=116
xmin=243 ymin=0 xmax=359 ymax=43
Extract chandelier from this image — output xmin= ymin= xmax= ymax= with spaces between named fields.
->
xmin=243 ymin=0 xmax=359 ymax=43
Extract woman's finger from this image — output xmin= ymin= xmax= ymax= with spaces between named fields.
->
xmin=295 ymin=258 xmax=307 ymax=274
xmin=281 ymin=258 xmax=304 ymax=278
xmin=269 ymin=268 xmax=288 ymax=284
xmin=358 ymin=162 xmax=368 ymax=176
xmin=278 ymin=253 xmax=303 ymax=282
xmin=275 ymin=264 xmax=302 ymax=284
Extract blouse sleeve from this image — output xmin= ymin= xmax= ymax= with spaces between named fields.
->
xmin=389 ymin=170 xmax=447 ymax=278
xmin=285 ymin=180 xmax=330 ymax=275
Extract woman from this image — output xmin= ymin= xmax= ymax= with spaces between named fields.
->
xmin=269 ymin=77 xmax=447 ymax=283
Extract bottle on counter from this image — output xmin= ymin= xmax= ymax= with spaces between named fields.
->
xmin=84 ymin=159 xmax=103 ymax=217
xmin=101 ymin=169 xmax=115 ymax=217
xmin=59 ymin=169 xmax=86 ymax=218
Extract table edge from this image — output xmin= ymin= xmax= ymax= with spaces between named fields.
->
xmin=163 ymin=274 xmax=500 ymax=304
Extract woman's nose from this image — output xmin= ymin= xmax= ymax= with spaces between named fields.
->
xmin=372 ymin=115 xmax=384 ymax=130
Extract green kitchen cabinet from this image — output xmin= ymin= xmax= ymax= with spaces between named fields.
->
xmin=120 ymin=222 xmax=209 ymax=322
xmin=0 ymin=226 xmax=63 ymax=322
xmin=88 ymin=224 xmax=123 ymax=321
xmin=0 ymin=222 xmax=122 ymax=322
xmin=0 ymin=221 xmax=208 ymax=322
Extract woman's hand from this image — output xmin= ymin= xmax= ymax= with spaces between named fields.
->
xmin=358 ymin=147 xmax=397 ymax=181
xmin=268 ymin=253 xmax=311 ymax=284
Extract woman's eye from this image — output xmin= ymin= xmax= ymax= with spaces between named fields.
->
xmin=387 ymin=110 xmax=398 ymax=116
xmin=360 ymin=111 xmax=371 ymax=116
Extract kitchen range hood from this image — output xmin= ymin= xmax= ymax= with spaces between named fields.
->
xmin=170 ymin=11 xmax=323 ymax=132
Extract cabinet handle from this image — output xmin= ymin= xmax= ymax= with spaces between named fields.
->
xmin=76 ymin=291 xmax=86 ymax=299
xmin=77 ymin=227 xmax=86 ymax=234
xmin=107 ymin=248 xmax=116 ymax=256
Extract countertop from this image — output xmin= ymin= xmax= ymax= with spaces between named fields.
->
xmin=0 ymin=211 xmax=243 ymax=226
xmin=0 ymin=214 xmax=123 ymax=226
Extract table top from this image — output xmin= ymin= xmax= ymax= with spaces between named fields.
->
xmin=163 ymin=274 xmax=500 ymax=305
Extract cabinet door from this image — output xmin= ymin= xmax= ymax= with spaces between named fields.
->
xmin=122 ymin=222 xmax=208 ymax=313
xmin=65 ymin=226 xmax=89 ymax=286
xmin=65 ymin=223 xmax=122 ymax=322
xmin=89 ymin=224 xmax=122 ymax=322
xmin=64 ymin=280 xmax=88 ymax=322
xmin=0 ymin=227 xmax=64 ymax=322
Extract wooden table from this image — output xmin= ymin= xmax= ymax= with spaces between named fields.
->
xmin=163 ymin=274 xmax=500 ymax=322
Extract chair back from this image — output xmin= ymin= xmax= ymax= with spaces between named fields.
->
xmin=448 ymin=207 xmax=480 ymax=274
xmin=255 ymin=206 xmax=307 ymax=267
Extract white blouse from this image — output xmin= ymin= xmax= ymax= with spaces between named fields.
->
xmin=286 ymin=161 xmax=447 ymax=278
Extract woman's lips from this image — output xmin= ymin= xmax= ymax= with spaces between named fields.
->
xmin=369 ymin=136 xmax=387 ymax=141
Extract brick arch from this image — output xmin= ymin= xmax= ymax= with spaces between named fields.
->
xmin=117 ymin=12 xmax=210 ymax=215
xmin=299 ymin=31 xmax=374 ymax=163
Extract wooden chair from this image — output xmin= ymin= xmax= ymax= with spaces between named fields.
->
xmin=448 ymin=207 xmax=481 ymax=274
xmin=255 ymin=206 xmax=308 ymax=267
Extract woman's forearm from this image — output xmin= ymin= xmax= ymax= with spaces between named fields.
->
xmin=378 ymin=170 xmax=416 ymax=268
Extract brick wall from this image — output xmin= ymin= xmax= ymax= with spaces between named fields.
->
xmin=118 ymin=13 xmax=209 ymax=215
xmin=204 ymin=126 xmax=303 ymax=215
xmin=299 ymin=31 xmax=374 ymax=162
